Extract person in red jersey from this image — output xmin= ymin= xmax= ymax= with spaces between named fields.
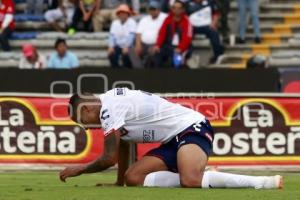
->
xmin=152 ymin=0 xmax=193 ymax=68
xmin=0 ymin=0 xmax=14 ymax=51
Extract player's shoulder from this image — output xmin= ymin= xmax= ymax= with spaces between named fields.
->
xmin=100 ymin=88 xmax=132 ymax=101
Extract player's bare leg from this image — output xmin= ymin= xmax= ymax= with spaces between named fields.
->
xmin=178 ymin=143 xmax=284 ymax=189
xmin=177 ymin=144 xmax=207 ymax=187
xmin=144 ymin=143 xmax=283 ymax=189
xmin=125 ymin=156 xmax=168 ymax=186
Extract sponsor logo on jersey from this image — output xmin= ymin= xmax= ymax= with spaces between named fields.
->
xmin=143 ymin=130 xmax=155 ymax=143
xmin=115 ymin=88 xmax=126 ymax=96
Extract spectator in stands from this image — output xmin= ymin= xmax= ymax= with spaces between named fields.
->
xmin=187 ymin=0 xmax=224 ymax=64
xmin=237 ymin=0 xmax=261 ymax=43
xmin=44 ymin=0 xmax=76 ymax=32
xmin=67 ymin=0 xmax=100 ymax=34
xmin=108 ymin=4 xmax=136 ymax=68
xmin=48 ymin=38 xmax=79 ymax=68
xmin=26 ymin=0 xmax=44 ymax=15
xmin=216 ymin=0 xmax=230 ymax=44
xmin=19 ymin=44 xmax=47 ymax=69
xmin=153 ymin=0 xmax=192 ymax=68
xmin=92 ymin=0 xmax=119 ymax=32
xmin=135 ymin=0 xmax=167 ymax=68
xmin=0 ymin=0 xmax=14 ymax=52
xmin=93 ymin=0 xmax=140 ymax=32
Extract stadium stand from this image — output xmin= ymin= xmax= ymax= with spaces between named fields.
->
xmin=214 ymin=0 xmax=300 ymax=68
xmin=2 ymin=0 xmax=300 ymax=68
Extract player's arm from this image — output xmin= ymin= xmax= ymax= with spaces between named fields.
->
xmin=59 ymin=131 xmax=120 ymax=182
xmin=116 ymin=139 xmax=130 ymax=186
xmin=84 ymin=131 xmax=120 ymax=173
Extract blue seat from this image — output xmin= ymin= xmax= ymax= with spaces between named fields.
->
xmin=10 ymin=32 xmax=39 ymax=40
xmin=15 ymin=14 xmax=45 ymax=22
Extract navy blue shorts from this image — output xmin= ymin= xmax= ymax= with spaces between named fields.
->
xmin=145 ymin=120 xmax=214 ymax=173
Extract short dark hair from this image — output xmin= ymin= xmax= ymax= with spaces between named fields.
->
xmin=174 ymin=0 xmax=186 ymax=8
xmin=68 ymin=93 xmax=97 ymax=119
xmin=55 ymin=38 xmax=67 ymax=49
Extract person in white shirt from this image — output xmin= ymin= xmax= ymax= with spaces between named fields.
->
xmin=108 ymin=4 xmax=137 ymax=68
xmin=19 ymin=44 xmax=46 ymax=69
xmin=135 ymin=1 xmax=167 ymax=68
xmin=44 ymin=0 xmax=76 ymax=32
xmin=59 ymin=88 xmax=283 ymax=190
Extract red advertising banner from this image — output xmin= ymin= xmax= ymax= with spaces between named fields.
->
xmin=0 ymin=96 xmax=300 ymax=167
xmin=0 ymin=97 xmax=104 ymax=164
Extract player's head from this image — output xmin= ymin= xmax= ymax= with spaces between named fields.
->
xmin=68 ymin=93 xmax=101 ymax=129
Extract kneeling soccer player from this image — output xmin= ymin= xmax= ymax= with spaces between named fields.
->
xmin=59 ymin=88 xmax=283 ymax=189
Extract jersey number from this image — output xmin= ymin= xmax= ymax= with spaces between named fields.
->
xmin=193 ymin=122 xmax=202 ymax=132
xmin=101 ymin=109 xmax=110 ymax=120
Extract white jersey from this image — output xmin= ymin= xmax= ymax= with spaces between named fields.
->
xmin=99 ymin=88 xmax=205 ymax=143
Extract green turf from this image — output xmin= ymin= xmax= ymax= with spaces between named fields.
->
xmin=0 ymin=171 xmax=299 ymax=200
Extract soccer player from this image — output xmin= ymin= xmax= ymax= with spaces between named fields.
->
xmin=59 ymin=88 xmax=283 ymax=189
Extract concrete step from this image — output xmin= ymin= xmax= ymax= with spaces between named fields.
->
xmin=9 ymin=39 xmax=107 ymax=49
xmin=215 ymin=52 xmax=300 ymax=68
xmin=8 ymin=38 xmax=210 ymax=50
xmin=15 ymin=3 xmax=48 ymax=13
xmin=15 ymin=21 xmax=49 ymax=31
xmin=0 ymin=59 xmax=110 ymax=68
xmin=269 ymin=0 xmax=300 ymax=4
xmin=0 ymin=51 xmax=108 ymax=60
xmin=248 ymin=24 xmax=300 ymax=34
xmin=230 ymin=3 xmax=296 ymax=14
xmin=228 ymin=33 xmax=292 ymax=45
xmin=231 ymin=11 xmax=300 ymax=23
xmin=220 ymin=43 xmax=297 ymax=55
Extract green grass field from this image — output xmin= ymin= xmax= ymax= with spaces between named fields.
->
xmin=0 ymin=171 xmax=299 ymax=200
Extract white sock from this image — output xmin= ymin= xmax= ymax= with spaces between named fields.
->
xmin=201 ymin=171 xmax=261 ymax=189
xmin=144 ymin=171 xmax=262 ymax=189
xmin=143 ymin=171 xmax=180 ymax=187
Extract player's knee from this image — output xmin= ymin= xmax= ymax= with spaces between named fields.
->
xmin=124 ymin=170 xmax=143 ymax=186
xmin=180 ymin=174 xmax=202 ymax=188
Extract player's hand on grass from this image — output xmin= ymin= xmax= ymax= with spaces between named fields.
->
xmin=59 ymin=165 xmax=86 ymax=182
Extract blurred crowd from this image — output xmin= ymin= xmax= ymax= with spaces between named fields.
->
xmin=0 ymin=0 xmax=263 ymax=68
